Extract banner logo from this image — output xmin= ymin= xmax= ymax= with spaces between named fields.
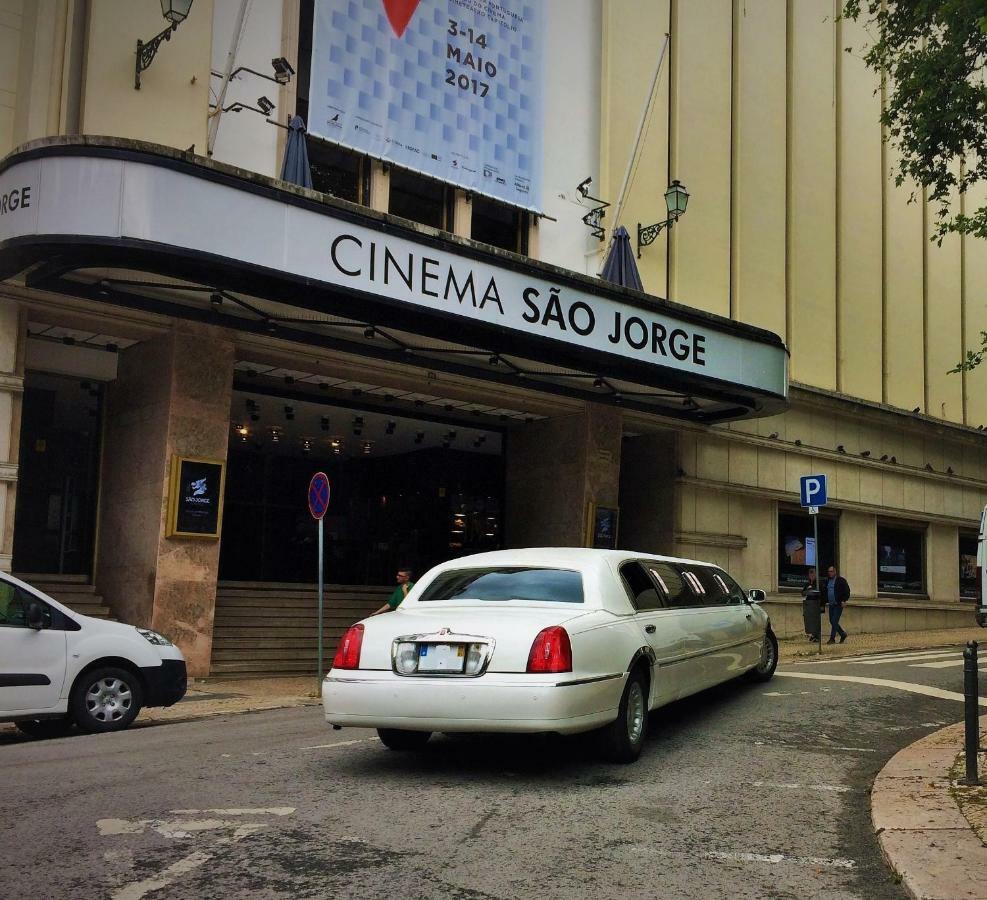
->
xmin=382 ymin=0 xmax=421 ymax=38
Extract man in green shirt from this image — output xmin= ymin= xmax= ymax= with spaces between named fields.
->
xmin=372 ymin=567 xmax=415 ymax=615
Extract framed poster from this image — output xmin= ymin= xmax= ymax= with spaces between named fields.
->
xmin=166 ymin=456 xmax=226 ymax=539
xmin=586 ymin=502 xmax=619 ymax=550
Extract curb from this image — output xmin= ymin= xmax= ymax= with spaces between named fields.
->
xmin=872 ymin=719 xmax=987 ymax=900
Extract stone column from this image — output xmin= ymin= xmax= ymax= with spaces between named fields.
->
xmin=0 ymin=301 xmax=26 ymax=572
xmin=505 ymin=403 xmax=622 ymax=548
xmin=96 ymin=322 xmax=234 ymax=675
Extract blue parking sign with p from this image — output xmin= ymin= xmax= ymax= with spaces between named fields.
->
xmin=800 ymin=474 xmax=828 ymax=508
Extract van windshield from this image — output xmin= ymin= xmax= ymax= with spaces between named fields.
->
xmin=417 ymin=567 xmax=584 ymax=604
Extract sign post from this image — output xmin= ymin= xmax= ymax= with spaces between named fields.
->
xmin=307 ymin=472 xmax=331 ymax=692
xmin=800 ymin=475 xmax=828 ymax=653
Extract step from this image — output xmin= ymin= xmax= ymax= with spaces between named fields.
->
xmin=13 ymin=573 xmax=89 ymax=585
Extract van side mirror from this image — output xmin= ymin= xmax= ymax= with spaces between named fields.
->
xmin=748 ymin=589 xmax=766 ymax=604
xmin=25 ymin=601 xmax=46 ymax=630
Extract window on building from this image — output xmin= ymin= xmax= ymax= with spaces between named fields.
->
xmin=471 ymin=195 xmax=528 ymax=253
xmin=959 ymin=533 xmax=979 ymax=601
xmin=778 ymin=510 xmax=838 ymax=590
xmin=877 ymin=524 xmax=926 ymax=594
xmin=388 ymin=168 xmax=450 ymax=230
xmin=307 ymin=139 xmax=365 ymax=204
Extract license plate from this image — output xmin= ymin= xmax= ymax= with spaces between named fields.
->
xmin=417 ymin=643 xmax=465 ymax=673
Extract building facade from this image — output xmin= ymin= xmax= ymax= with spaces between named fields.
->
xmin=1 ymin=0 xmax=984 ymax=676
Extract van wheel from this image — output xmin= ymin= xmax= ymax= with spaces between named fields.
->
xmin=597 ymin=672 xmax=648 ymax=764
xmin=71 ymin=667 xmax=143 ymax=733
xmin=15 ymin=718 xmax=75 ymax=739
xmin=377 ymin=728 xmax=432 ymax=750
xmin=746 ymin=628 xmax=779 ymax=683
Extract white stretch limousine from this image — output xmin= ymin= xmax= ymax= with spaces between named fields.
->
xmin=322 ymin=548 xmax=777 ymax=763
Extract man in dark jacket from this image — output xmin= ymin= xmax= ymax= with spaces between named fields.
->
xmin=824 ymin=564 xmax=850 ymax=643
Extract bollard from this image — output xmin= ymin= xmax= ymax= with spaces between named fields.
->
xmin=963 ymin=641 xmax=980 ymax=786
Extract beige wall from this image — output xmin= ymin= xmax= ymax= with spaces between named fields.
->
xmin=666 ymin=391 xmax=987 ymax=603
xmin=81 ymin=0 xmax=213 ymax=153
xmin=602 ymin=0 xmax=987 ymax=428
xmin=0 ymin=298 xmax=25 ymax=571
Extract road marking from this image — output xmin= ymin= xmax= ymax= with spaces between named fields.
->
xmin=752 ymin=781 xmax=851 ymax=793
xmin=100 ymin=808 xmax=296 ymax=900
xmin=754 ymin=739 xmax=875 ymax=753
xmin=776 ymin=671 xmax=987 ymax=705
xmin=169 ymin=808 xmax=295 ymax=816
xmin=113 ymin=850 xmax=213 ymax=900
xmin=705 ymin=850 xmax=855 ymax=869
xmin=299 ymin=737 xmax=379 ymax=750
xmin=909 ymin=659 xmax=987 ymax=669
xmin=802 ymin=650 xmax=957 ymax=665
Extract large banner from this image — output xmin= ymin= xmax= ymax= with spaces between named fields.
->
xmin=309 ymin=0 xmax=543 ymax=211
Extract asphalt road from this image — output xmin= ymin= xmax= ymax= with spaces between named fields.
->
xmin=2 ymin=647 xmax=981 ymax=900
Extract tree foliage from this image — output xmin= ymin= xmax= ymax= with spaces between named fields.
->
xmin=842 ymin=1 xmax=987 ymax=245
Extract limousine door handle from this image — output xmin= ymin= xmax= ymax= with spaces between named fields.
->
xmin=645 ymin=624 xmax=656 ymax=634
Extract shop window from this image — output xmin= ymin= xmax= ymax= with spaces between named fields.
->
xmin=959 ymin=533 xmax=979 ymax=601
xmin=388 ymin=168 xmax=450 ymax=230
xmin=877 ymin=524 xmax=926 ymax=594
xmin=778 ymin=511 xmax=838 ymax=590
xmin=471 ymin=195 xmax=528 ymax=253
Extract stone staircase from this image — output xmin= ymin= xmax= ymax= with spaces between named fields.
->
xmin=210 ymin=581 xmax=391 ymax=677
xmin=13 ymin=573 xmax=114 ymax=619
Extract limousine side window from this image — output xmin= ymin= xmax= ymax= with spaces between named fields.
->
xmin=648 ymin=563 xmax=699 ymax=608
xmin=619 ymin=562 xmax=664 ymax=612
xmin=683 ymin=566 xmax=733 ymax=605
xmin=714 ymin=569 xmax=749 ymax=604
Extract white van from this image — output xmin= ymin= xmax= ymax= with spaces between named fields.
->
xmin=977 ymin=505 xmax=987 ymax=628
xmin=0 ymin=572 xmax=187 ymax=737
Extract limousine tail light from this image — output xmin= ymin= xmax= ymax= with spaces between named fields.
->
xmin=526 ymin=626 xmax=572 ymax=673
xmin=333 ymin=624 xmax=364 ymax=670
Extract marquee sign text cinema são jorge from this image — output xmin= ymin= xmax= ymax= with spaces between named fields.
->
xmin=0 ymin=152 xmax=785 ymax=396
xmin=328 ymin=228 xmax=709 ymax=367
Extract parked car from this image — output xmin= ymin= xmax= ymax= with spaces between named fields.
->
xmin=0 ymin=572 xmax=187 ymax=737
xmin=322 ymin=548 xmax=776 ymax=763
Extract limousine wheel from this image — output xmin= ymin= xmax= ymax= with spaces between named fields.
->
xmin=746 ymin=628 xmax=778 ymax=683
xmin=15 ymin=718 xmax=75 ymax=739
xmin=70 ymin=666 xmax=143 ymax=733
xmin=598 ymin=671 xmax=648 ymax=764
xmin=377 ymin=728 xmax=432 ymax=751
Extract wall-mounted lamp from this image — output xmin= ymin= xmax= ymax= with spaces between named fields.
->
xmin=135 ymin=0 xmax=195 ymax=90
xmin=636 ymin=180 xmax=690 ymax=258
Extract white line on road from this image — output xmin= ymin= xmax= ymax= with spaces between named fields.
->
xmin=112 ymin=850 xmax=213 ymax=900
xmin=705 ymin=850 xmax=856 ymax=869
xmin=908 ymin=659 xmax=987 ymax=669
xmin=754 ymin=740 xmax=876 ymax=753
xmin=752 ymin=781 xmax=851 ymax=793
xmin=776 ymin=671 xmax=987 ymax=705
xmin=169 ymin=808 xmax=295 ymax=816
xmin=802 ymin=650 xmax=958 ymax=665
xmin=299 ymin=738 xmax=379 ymax=750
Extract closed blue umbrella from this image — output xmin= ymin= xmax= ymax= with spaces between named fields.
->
xmin=280 ymin=115 xmax=313 ymax=189
xmin=600 ymin=225 xmax=644 ymax=292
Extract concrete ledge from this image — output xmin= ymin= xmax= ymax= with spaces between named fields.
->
xmin=872 ymin=718 xmax=987 ymax=899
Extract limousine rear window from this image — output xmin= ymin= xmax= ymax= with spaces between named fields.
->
xmin=418 ymin=567 xmax=585 ymax=604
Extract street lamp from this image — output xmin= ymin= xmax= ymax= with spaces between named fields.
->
xmin=636 ymin=179 xmax=690 ymax=258
xmin=135 ymin=0 xmax=195 ymax=90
